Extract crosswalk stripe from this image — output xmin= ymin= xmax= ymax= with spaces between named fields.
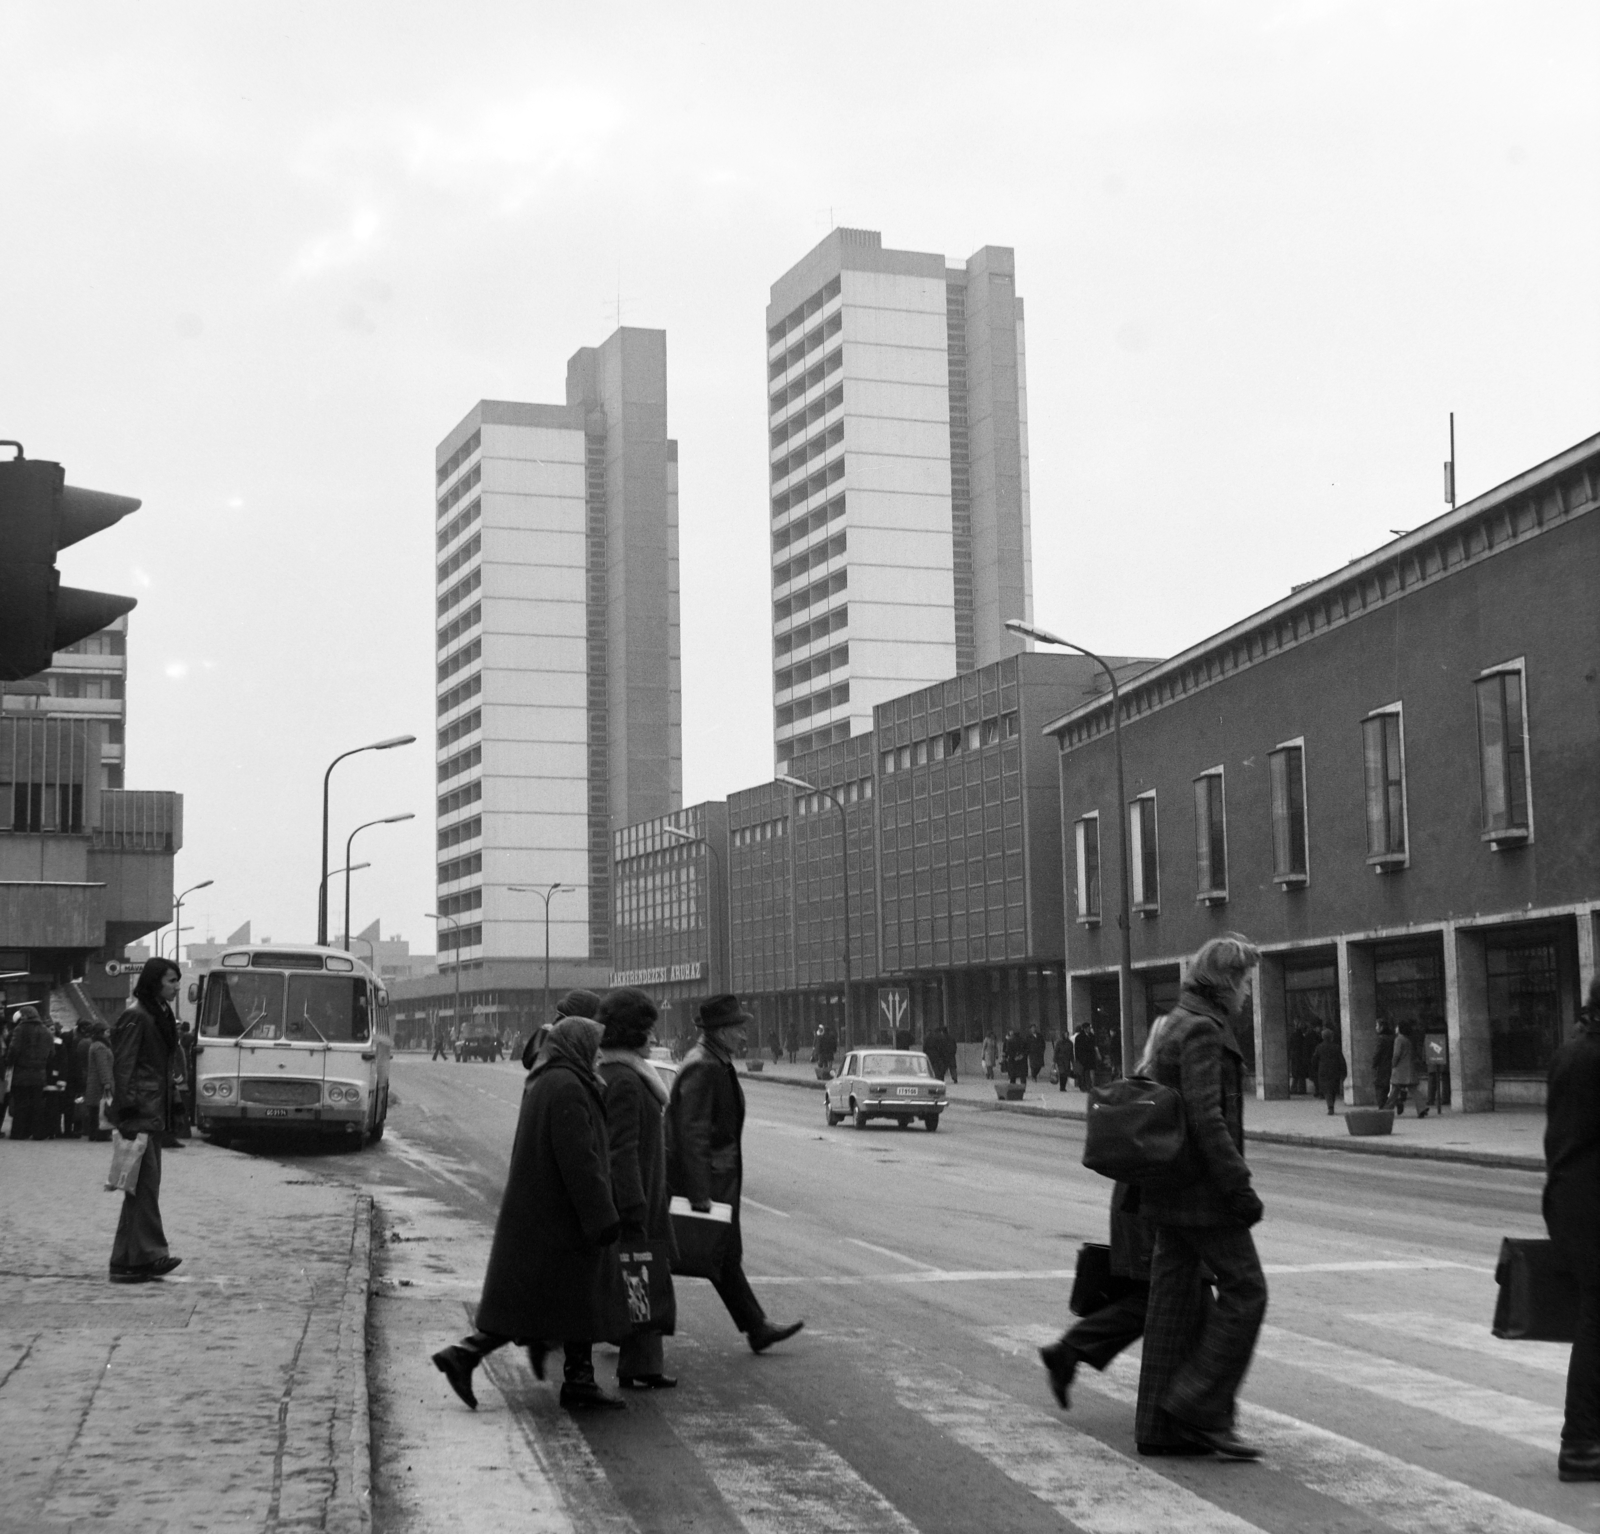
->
xmin=890 ymin=1364 xmax=1270 ymax=1534
xmin=987 ymin=1328 xmax=1583 ymax=1534
xmin=1348 ymin=1311 xmax=1573 ymax=1378
xmin=746 ymin=1259 xmax=1464 ymax=1287
xmin=1255 ymin=1324 xmax=1564 ymax=1452
xmin=671 ymin=1390 xmax=918 ymax=1533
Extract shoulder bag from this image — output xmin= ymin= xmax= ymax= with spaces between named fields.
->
xmin=1081 ymin=1075 xmax=1198 ymax=1187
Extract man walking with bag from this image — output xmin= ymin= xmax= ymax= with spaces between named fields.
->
xmin=666 ymin=994 xmax=803 ymax=1354
xmin=1135 ymin=935 xmax=1268 ymax=1460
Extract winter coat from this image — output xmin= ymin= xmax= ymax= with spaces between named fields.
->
xmin=1073 ymin=1030 xmax=1098 ymax=1071
xmin=665 ymin=1041 xmax=747 ymax=1262
xmin=84 ymin=1039 xmax=115 ymax=1110
xmin=1025 ymin=1030 xmax=1046 ymax=1072
xmin=1138 ymin=985 xmax=1255 ymax=1229
xmin=1052 ymin=1036 xmax=1072 ymax=1071
xmin=981 ymin=1035 xmax=999 ymax=1067
xmin=1109 ymin=1181 xmax=1156 ymax=1282
xmin=1002 ymin=1032 xmax=1027 ymax=1069
xmin=599 ymin=1054 xmax=677 ymax=1259
xmin=1310 ymin=1039 xmax=1348 ymax=1094
xmin=5 ymin=1018 xmax=56 ymax=1090
xmin=1371 ymin=1034 xmax=1394 ymax=1087
xmin=1390 ymin=1031 xmax=1419 ymax=1087
xmin=474 ymin=1058 xmax=626 ymax=1342
xmin=110 ymin=1001 xmax=177 ymax=1134
xmin=1543 ymin=1020 xmax=1600 ymax=1277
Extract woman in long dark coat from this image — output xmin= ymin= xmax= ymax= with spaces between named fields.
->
xmin=109 ymin=958 xmax=185 ymax=1282
xmin=596 ymin=987 xmax=678 ymax=1389
xmin=432 ymin=1017 xmax=628 ymax=1411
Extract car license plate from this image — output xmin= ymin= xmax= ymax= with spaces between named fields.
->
xmin=896 ymin=1086 xmax=918 ymax=1096
xmin=264 ymin=1108 xmax=290 ymax=1118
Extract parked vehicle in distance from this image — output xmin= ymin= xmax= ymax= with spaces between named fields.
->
xmin=190 ymin=945 xmax=392 ymax=1147
xmin=454 ymin=1018 xmax=502 ymax=1062
xmin=823 ymin=1049 xmax=946 ymax=1131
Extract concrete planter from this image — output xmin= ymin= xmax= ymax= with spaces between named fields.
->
xmin=995 ymin=1083 xmax=1026 ymax=1101
xmin=745 ymin=1060 xmax=764 ymax=1073
xmin=814 ymin=1065 xmax=833 ymax=1081
xmin=1346 ymin=1107 xmax=1395 ymax=1136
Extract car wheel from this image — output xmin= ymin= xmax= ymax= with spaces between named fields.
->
xmin=923 ymin=1114 xmax=941 ymax=1132
xmin=824 ymin=1096 xmax=844 ymax=1127
xmin=853 ymin=1102 xmax=868 ymax=1130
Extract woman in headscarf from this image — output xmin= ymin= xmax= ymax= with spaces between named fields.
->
xmin=433 ymin=1016 xmax=629 ymax=1411
xmin=108 ymin=957 xmax=185 ymax=1282
xmin=596 ymin=987 xmax=678 ymax=1389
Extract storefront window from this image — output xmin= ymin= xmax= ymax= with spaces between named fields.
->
xmin=1487 ymin=938 xmax=1561 ymax=1075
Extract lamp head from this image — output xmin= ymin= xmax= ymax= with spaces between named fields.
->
xmin=778 ymin=774 xmax=816 ymax=793
xmin=374 ymin=734 xmax=416 ymax=750
xmin=192 ymin=879 xmax=215 ymax=892
xmin=1004 ymin=617 xmax=1067 ymax=648
xmin=383 ymin=812 xmax=416 ymax=824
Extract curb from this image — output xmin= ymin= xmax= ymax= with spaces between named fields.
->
xmin=334 ymin=1192 xmax=375 ymax=1534
xmin=739 ymin=1070 xmax=1545 ymax=1173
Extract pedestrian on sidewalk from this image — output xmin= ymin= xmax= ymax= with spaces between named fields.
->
xmin=1040 ymin=1181 xmax=1153 ymax=1408
xmin=1543 ymin=977 xmax=1600 ymax=1483
xmin=981 ymin=1030 xmax=998 ymax=1080
xmin=1052 ymin=1030 xmax=1072 ymax=1093
xmin=1002 ymin=1029 xmax=1027 ymax=1086
xmin=1073 ymin=1024 xmax=1099 ymax=1093
xmin=1389 ymin=1025 xmax=1419 ymax=1115
xmin=1026 ymin=1025 xmax=1046 ymax=1084
xmin=667 ymin=994 xmax=804 ymax=1355
xmin=1310 ymin=1028 xmax=1347 ymax=1115
xmin=4 ymin=1006 xmax=54 ymax=1140
xmin=83 ymin=1022 xmax=114 ymax=1141
xmin=1134 ymin=934 xmax=1268 ymax=1461
xmin=597 ymin=987 xmax=679 ymax=1391
xmin=433 ymin=1015 xmax=629 ymax=1412
xmin=1371 ymin=1021 xmax=1394 ymax=1110
xmin=108 ymin=958 xmax=185 ymax=1283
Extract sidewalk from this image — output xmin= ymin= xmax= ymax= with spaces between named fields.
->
xmin=739 ymin=1056 xmax=1547 ymax=1170
xmin=0 ymin=1137 xmax=372 ymax=1534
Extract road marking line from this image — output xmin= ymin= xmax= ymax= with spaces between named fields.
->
xmin=1348 ymin=1311 xmax=1572 ymax=1377
xmin=746 ymin=1258 xmax=1464 ymax=1287
xmin=1255 ymin=1324 xmax=1564 ymax=1453
xmin=742 ymin=1198 xmax=791 ymax=1219
xmin=672 ymin=1390 xmax=917 ymax=1533
xmin=987 ymin=1329 xmax=1585 ymax=1534
xmin=891 ymin=1364 xmax=1268 ymax=1534
xmin=843 ymin=1238 xmax=941 ymax=1272
xmin=1260 ymin=1259 xmax=1486 ymax=1275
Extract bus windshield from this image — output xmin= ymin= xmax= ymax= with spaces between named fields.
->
xmin=201 ymin=971 xmax=370 ymax=1042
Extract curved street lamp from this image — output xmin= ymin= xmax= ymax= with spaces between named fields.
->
xmin=508 ymin=884 xmax=576 ymax=1035
xmin=167 ymin=878 xmax=214 ymax=1019
xmin=777 ymin=774 xmax=853 ymax=1050
xmin=1005 ymin=616 xmax=1136 ymax=1076
xmin=342 ymin=812 xmax=415 ymax=948
xmin=318 ymin=735 xmax=415 ymax=944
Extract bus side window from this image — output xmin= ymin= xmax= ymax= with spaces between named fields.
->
xmin=353 ymin=983 xmax=372 ymax=1043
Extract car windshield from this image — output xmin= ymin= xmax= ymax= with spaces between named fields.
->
xmin=286 ymin=975 xmax=370 ymax=1043
xmin=861 ymin=1053 xmax=929 ymax=1077
xmin=201 ymin=972 xmax=285 ymax=1038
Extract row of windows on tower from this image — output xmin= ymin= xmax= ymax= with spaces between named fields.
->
xmin=1071 ymin=666 xmax=1532 ymax=918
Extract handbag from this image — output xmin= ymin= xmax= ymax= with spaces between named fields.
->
xmin=668 ymin=1196 xmax=733 ymax=1280
xmin=1492 ymin=1237 xmax=1578 ymax=1342
xmin=617 ymin=1244 xmax=677 ymax=1335
xmin=1082 ymin=1075 xmax=1198 ymax=1187
xmin=104 ymin=1130 xmax=149 ymax=1195
xmin=1069 ymin=1242 xmax=1135 ymax=1316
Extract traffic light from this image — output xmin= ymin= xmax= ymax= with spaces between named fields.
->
xmin=0 ymin=444 xmax=139 ymax=682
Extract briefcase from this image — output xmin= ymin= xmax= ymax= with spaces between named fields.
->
xmin=668 ymin=1197 xmax=733 ymax=1280
xmin=1069 ymin=1242 xmax=1135 ymax=1317
xmin=1492 ymin=1237 xmax=1578 ymax=1342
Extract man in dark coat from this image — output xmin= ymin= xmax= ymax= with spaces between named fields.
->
xmin=1544 ymin=979 xmax=1600 ymax=1482
xmin=433 ymin=1017 xmax=628 ymax=1411
xmin=1052 ymin=1031 xmax=1072 ymax=1093
xmin=1372 ymin=1022 xmax=1394 ymax=1109
xmin=666 ymin=994 xmax=803 ymax=1353
xmin=1026 ymin=1026 xmax=1047 ymax=1083
xmin=1309 ymin=1027 xmax=1347 ymax=1115
xmin=1073 ymin=1025 xmax=1099 ymax=1092
xmin=5 ymin=1006 xmax=55 ymax=1140
xmin=1002 ymin=1028 xmax=1027 ymax=1086
xmin=1135 ymin=936 xmax=1268 ymax=1460
xmin=926 ymin=1024 xmax=956 ymax=1083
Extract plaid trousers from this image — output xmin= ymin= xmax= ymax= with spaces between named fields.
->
xmin=1135 ymin=1223 xmax=1267 ymax=1444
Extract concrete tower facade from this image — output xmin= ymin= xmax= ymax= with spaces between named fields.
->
xmin=433 ymin=327 xmax=680 ymax=969
xmin=767 ymin=229 xmax=1032 ymax=771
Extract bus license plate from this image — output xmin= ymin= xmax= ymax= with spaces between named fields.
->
xmin=265 ymin=1108 xmax=290 ymax=1118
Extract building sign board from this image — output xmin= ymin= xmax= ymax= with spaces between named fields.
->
xmin=610 ymin=961 xmax=705 ymax=988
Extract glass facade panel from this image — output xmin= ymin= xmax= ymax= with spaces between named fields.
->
xmin=1487 ymin=936 xmax=1561 ymax=1075
xmin=1268 ymin=745 xmax=1307 ymax=877
xmin=1476 ymin=671 xmax=1530 ymax=834
xmin=1362 ymin=711 xmax=1406 ymax=856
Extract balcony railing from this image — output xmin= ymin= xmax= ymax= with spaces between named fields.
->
xmin=92 ymin=790 xmax=184 ymax=853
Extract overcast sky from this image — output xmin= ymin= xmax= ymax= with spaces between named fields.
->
xmin=6 ymin=1 xmax=1596 ymax=956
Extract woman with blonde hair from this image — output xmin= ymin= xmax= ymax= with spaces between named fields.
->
xmin=1133 ymin=934 xmax=1268 ymax=1461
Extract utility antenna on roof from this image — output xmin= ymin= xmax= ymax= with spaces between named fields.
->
xmin=1443 ymin=411 xmax=1457 ymax=508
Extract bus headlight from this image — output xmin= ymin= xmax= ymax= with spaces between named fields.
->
xmin=217 ymin=1081 xmax=234 ymax=1098
xmin=201 ymin=1081 xmax=216 ymax=1097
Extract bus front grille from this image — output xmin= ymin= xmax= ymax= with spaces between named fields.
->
xmin=240 ymin=1078 xmax=320 ymax=1107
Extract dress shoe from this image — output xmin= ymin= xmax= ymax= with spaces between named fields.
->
xmin=108 ymin=1264 xmax=152 ymax=1284
xmin=149 ymin=1256 xmax=182 ymax=1278
xmin=1137 ymin=1440 xmax=1215 ymax=1457
xmin=1038 ymin=1343 xmax=1078 ymax=1409
xmin=431 ymin=1346 xmax=479 ymax=1410
xmin=559 ymin=1379 xmax=626 ymax=1410
xmin=618 ymin=1373 xmax=678 ymax=1390
xmin=1176 ymin=1423 xmax=1262 ymax=1461
xmin=748 ymin=1319 xmax=804 ymax=1354
xmin=1558 ymin=1442 xmax=1600 ymax=1482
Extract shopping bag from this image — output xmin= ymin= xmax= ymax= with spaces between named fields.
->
xmin=104 ymin=1130 xmax=149 ymax=1195
xmin=617 ymin=1245 xmax=677 ymax=1335
xmin=668 ymin=1196 xmax=733 ymax=1280
xmin=1082 ymin=1076 xmax=1199 ymax=1187
xmin=1492 ymin=1237 xmax=1578 ymax=1342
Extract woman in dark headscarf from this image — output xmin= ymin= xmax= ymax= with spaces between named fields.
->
xmin=108 ymin=957 xmax=185 ymax=1282
xmin=433 ymin=1016 xmax=629 ymax=1411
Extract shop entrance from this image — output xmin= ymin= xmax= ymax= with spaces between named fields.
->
xmin=1374 ymin=936 xmax=1448 ymax=1107
xmin=1486 ymin=919 xmax=1581 ymax=1094
xmin=1284 ymin=954 xmax=1339 ymax=1096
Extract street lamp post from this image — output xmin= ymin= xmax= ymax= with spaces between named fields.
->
xmin=168 ymin=879 xmax=214 ymax=1014
xmin=508 ymin=884 xmax=575 ymax=1032
xmin=660 ymin=824 xmax=726 ymax=995
xmin=319 ymin=735 xmax=415 ymax=945
xmin=778 ymin=774 xmax=854 ymax=1050
xmin=342 ymin=812 xmax=415 ymax=948
xmin=425 ymin=911 xmax=463 ymax=1054
xmin=319 ymin=863 xmax=371 ymax=946
xmin=1005 ymin=617 xmax=1137 ymax=1077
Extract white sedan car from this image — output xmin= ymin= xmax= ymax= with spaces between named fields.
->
xmin=823 ymin=1049 xmax=947 ymax=1131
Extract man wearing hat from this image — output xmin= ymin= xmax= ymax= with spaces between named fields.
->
xmin=5 ymin=1006 xmax=56 ymax=1140
xmin=521 ymin=989 xmax=602 ymax=1071
xmin=666 ymin=994 xmax=804 ymax=1353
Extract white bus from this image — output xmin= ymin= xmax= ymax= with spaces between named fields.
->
xmin=190 ymin=944 xmax=393 ymax=1146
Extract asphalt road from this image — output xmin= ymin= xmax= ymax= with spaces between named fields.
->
xmin=294 ymin=1055 xmax=1596 ymax=1534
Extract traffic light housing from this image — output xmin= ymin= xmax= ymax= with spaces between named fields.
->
xmin=0 ymin=446 xmax=139 ymax=682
